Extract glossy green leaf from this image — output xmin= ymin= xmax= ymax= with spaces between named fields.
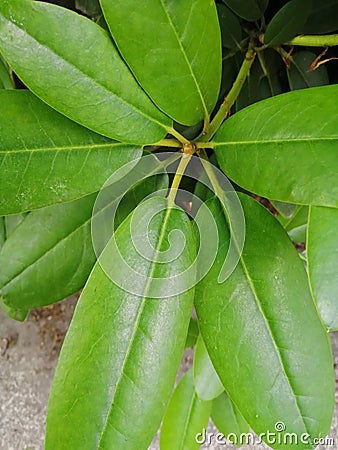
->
xmin=185 ymin=318 xmax=199 ymax=348
xmin=272 ymin=200 xmax=297 ymax=218
xmin=222 ymin=0 xmax=268 ymax=21
xmin=308 ymin=206 xmax=338 ymax=331
xmin=160 ymin=369 xmax=211 ymax=450
xmin=195 ymin=194 xmax=334 ymax=449
xmin=214 ymin=85 xmax=338 ymax=207
xmin=217 ymin=4 xmax=242 ymax=49
xmin=0 ymin=165 xmax=168 ymax=311
xmin=0 ymin=0 xmax=171 ymax=144
xmin=264 ymin=0 xmax=311 ymax=46
xmin=278 ymin=205 xmax=309 ymax=242
xmin=0 ymin=218 xmax=4 ymax=250
xmin=0 ymin=90 xmax=142 ymax=215
xmin=211 ymin=392 xmax=249 ymax=444
xmin=0 ymin=298 xmax=28 ymax=322
xmin=193 ymin=335 xmax=224 ymax=401
xmin=287 ymin=51 xmax=329 ymax=90
xmin=0 ymin=55 xmax=14 ymax=89
xmin=46 ymin=196 xmax=195 ymax=450
xmin=304 ymin=1 xmax=338 ymax=33
xmin=0 ymin=194 xmax=97 ymax=310
xmin=100 ymin=0 xmax=222 ymax=126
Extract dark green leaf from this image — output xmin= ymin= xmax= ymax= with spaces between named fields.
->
xmin=308 ymin=206 xmax=338 ymax=331
xmin=304 ymin=1 xmax=338 ymax=33
xmin=264 ymin=0 xmax=311 ymax=46
xmin=46 ymin=196 xmax=195 ymax=450
xmin=185 ymin=318 xmax=199 ymax=348
xmin=217 ymin=4 xmax=242 ymax=49
xmin=211 ymin=392 xmax=249 ymax=443
xmin=160 ymin=369 xmax=211 ymax=450
xmin=193 ymin=335 xmax=224 ymax=401
xmin=222 ymin=0 xmax=268 ymax=21
xmin=0 ymin=55 xmax=14 ymax=89
xmin=75 ymin=0 xmax=101 ymax=18
xmin=287 ymin=51 xmax=329 ymax=90
xmin=0 ymin=90 xmax=141 ymax=215
xmin=195 ymin=194 xmax=334 ymax=448
xmin=0 ymin=0 xmax=172 ymax=144
xmin=100 ymin=0 xmax=222 ymax=126
xmin=215 ymin=85 xmax=338 ymax=207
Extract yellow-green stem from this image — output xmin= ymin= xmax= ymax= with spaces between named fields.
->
xmin=199 ymin=47 xmax=256 ymax=143
xmin=154 ymin=138 xmax=183 ymax=148
xmin=287 ymin=34 xmax=338 ymax=47
xmin=167 ymin=153 xmax=192 ymax=206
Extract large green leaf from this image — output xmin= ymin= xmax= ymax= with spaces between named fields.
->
xmin=217 ymin=4 xmax=242 ymax=49
xmin=0 ymin=0 xmax=172 ymax=144
xmin=0 ymin=90 xmax=141 ymax=215
xmin=193 ymin=335 xmax=224 ymax=401
xmin=287 ymin=51 xmax=329 ymax=91
xmin=100 ymin=0 xmax=222 ymax=126
xmin=303 ymin=1 xmax=338 ymax=33
xmin=46 ymin=196 xmax=195 ymax=450
xmin=264 ymin=0 xmax=310 ymax=46
xmin=211 ymin=392 xmax=249 ymax=444
xmin=195 ymin=194 xmax=334 ymax=449
xmin=0 ymin=166 xmax=168 ymax=312
xmin=0 ymin=194 xmax=97 ymax=311
xmin=308 ymin=206 xmax=338 ymax=331
xmin=221 ymin=0 xmax=268 ymax=21
xmin=160 ymin=369 xmax=211 ymax=450
xmin=214 ymin=85 xmax=338 ymax=207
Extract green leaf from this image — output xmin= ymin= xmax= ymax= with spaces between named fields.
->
xmin=193 ymin=335 xmax=224 ymax=401
xmin=221 ymin=0 xmax=268 ymax=21
xmin=100 ymin=0 xmax=222 ymax=126
xmin=195 ymin=194 xmax=334 ymax=448
xmin=0 ymin=54 xmax=14 ymax=89
xmin=0 ymin=218 xmax=4 ymax=250
xmin=278 ymin=205 xmax=309 ymax=242
xmin=264 ymin=0 xmax=311 ymax=46
xmin=271 ymin=200 xmax=297 ymax=218
xmin=0 ymin=194 xmax=97 ymax=310
xmin=303 ymin=1 xmax=338 ymax=33
xmin=160 ymin=369 xmax=211 ymax=450
xmin=214 ymin=85 xmax=338 ymax=207
xmin=0 ymin=0 xmax=171 ymax=144
xmin=0 ymin=90 xmax=142 ymax=215
xmin=287 ymin=51 xmax=329 ymax=91
xmin=0 ymin=163 xmax=168 ymax=311
xmin=185 ymin=318 xmax=199 ymax=348
xmin=0 ymin=298 xmax=29 ymax=322
xmin=308 ymin=206 xmax=338 ymax=331
xmin=211 ymin=392 xmax=249 ymax=444
xmin=46 ymin=196 xmax=195 ymax=450
xmin=217 ymin=4 xmax=242 ymax=49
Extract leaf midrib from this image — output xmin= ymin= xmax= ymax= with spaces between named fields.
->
xmin=213 ymin=136 xmax=338 ymax=147
xmin=0 ymin=14 xmax=169 ymax=131
xmin=0 ymin=142 xmax=130 ymax=154
xmin=238 ymin=251 xmax=309 ymax=433
xmin=159 ymin=0 xmax=208 ymax=119
xmin=97 ymin=204 xmax=175 ymax=448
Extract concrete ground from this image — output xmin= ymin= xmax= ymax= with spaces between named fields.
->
xmin=1 ymin=297 xmax=337 ymax=450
